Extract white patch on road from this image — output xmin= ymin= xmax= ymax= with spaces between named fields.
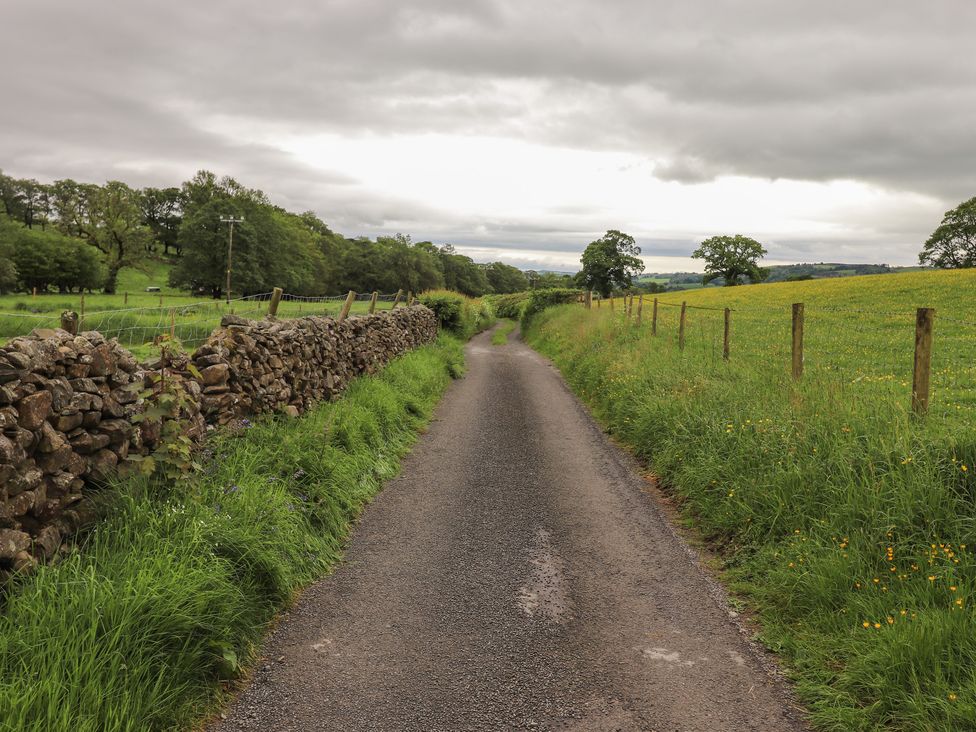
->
xmin=517 ymin=528 xmax=573 ymax=622
xmin=637 ymin=647 xmax=696 ymax=667
xmin=728 ymin=650 xmax=747 ymax=667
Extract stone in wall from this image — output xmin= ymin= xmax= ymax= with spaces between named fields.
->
xmin=0 ymin=305 xmax=438 ymax=577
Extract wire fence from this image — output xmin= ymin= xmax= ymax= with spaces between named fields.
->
xmin=0 ymin=290 xmax=406 ymax=360
xmin=586 ymin=292 xmax=976 ymax=423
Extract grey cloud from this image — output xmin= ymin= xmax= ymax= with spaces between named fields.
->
xmin=1 ymin=0 xmax=973 ymax=265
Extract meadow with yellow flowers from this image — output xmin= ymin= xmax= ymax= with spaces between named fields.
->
xmin=526 ymin=269 xmax=976 ymax=731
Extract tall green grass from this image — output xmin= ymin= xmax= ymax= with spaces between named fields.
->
xmin=0 ymin=334 xmax=463 ymax=732
xmin=527 ymin=303 xmax=976 ymax=731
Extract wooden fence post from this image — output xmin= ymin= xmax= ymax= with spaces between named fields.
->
xmin=60 ymin=311 xmax=79 ymax=335
xmin=652 ymin=298 xmax=658 ymax=335
xmin=678 ymin=301 xmax=687 ymax=350
xmin=636 ymin=295 xmax=644 ymax=325
xmin=368 ymin=291 xmax=378 ymax=314
xmin=392 ymin=289 xmax=403 ymax=309
xmin=159 ymin=293 xmax=163 ymax=308
xmin=597 ymin=296 xmax=601 ymax=309
xmin=585 ymin=291 xmax=592 ymax=309
xmin=912 ymin=307 xmax=935 ymax=415
xmin=407 ymin=291 xmax=415 ymax=306
xmin=723 ymin=308 xmax=731 ymax=361
xmin=268 ymin=287 xmax=283 ymax=317
xmin=338 ymin=290 xmax=356 ymax=322
xmin=792 ymin=303 xmax=804 ymax=380
xmin=169 ymin=309 xmax=176 ymax=341
xmin=124 ymin=292 xmax=129 ymax=305
xmin=610 ymin=294 xmax=615 ymax=312
xmin=80 ymin=293 xmax=85 ymax=331
xmin=32 ymin=287 xmax=36 ymax=298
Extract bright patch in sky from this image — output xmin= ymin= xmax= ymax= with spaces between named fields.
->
xmin=273 ymin=132 xmax=941 ymax=269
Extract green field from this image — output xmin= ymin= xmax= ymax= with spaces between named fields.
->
xmin=0 ymin=264 xmax=402 ymax=359
xmin=528 ymin=269 xmax=976 ymax=731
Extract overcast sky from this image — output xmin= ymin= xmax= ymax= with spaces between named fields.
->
xmin=2 ymin=1 xmax=974 ymax=272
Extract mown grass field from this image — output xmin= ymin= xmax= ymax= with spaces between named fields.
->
xmin=528 ymin=269 xmax=976 ymax=731
xmin=0 ymin=264 xmax=400 ymax=359
xmin=0 ymin=334 xmax=464 ymax=732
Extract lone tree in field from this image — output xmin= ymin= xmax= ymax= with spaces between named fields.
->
xmin=691 ymin=234 xmax=769 ymax=286
xmin=919 ymin=197 xmax=976 ymax=268
xmin=577 ymin=230 xmax=644 ymax=297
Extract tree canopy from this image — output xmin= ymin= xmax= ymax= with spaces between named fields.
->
xmin=691 ymin=234 xmax=769 ymax=286
xmin=919 ymin=197 xmax=976 ymax=269
xmin=576 ymin=230 xmax=644 ymax=297
xmin=0 ymin=168 xmax=532 ymax=298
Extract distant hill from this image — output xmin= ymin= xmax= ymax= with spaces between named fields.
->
xmin=639 ymin=263 xmax=927 ymax=291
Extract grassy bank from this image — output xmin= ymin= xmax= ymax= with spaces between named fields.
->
xmin=0 ymin=334 xmax=463 ymax=732
xmin=491 ymin=319 xmax=517 ymax=345
xmin=526 ymin=280 xmax=976 ymax=731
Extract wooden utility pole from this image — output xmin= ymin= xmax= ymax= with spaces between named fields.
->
xmin=912 ymin=308 xmax=935 ymax=415
xmin=220 ymin=215 xmax=244 ymax=304
xmin=791 ymin=303 xmax=805 ymax=379
xmin=338 ymin=290 xmax=356 ymax=322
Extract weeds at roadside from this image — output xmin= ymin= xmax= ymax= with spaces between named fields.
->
xmin=0 ymin=334 xmax=464 ymax=732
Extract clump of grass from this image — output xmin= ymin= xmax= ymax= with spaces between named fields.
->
xmin=526 ymin=294 xmax=976 ymax=732
xmin=0 ymin=334 xmax=464 ymax=732
xmin=491 ymin=319 xmax=517 ymax=345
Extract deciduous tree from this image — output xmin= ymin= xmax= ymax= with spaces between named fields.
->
xmin=691 ymin=234 xmax=769 ymax=286
xmin=577 ymin=230 xmax=644 ymax=297
xmin=919 ymin=197 xmax=976 ymax=269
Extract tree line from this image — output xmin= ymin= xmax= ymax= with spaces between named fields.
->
xmin=0 ymin=169 xmax=533 ymax=297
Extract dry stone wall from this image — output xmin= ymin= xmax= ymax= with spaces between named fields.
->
xmin=0 ymin=305 xmax=438 ymax=577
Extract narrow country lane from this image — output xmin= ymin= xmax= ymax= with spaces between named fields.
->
xmin=213 ymin=326 xmax=808 ymax=732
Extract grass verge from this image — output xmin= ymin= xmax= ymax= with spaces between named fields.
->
xmin=0 ymin=333 xmax=464 ymax=732
xmin=491 ymin=319 xmax=517 ymax=345
xmin=526 ymin=305 xmax=976 ymax=732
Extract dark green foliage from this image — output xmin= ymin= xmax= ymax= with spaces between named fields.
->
xmin=920 ymin=196 xmax=976 ymax=269
xmin=438 ymin=245 xmax=492 ymax=296
xmin=484 ymin=291 xmax=529 ymax=319
xmin=484 ymin=262 xmax=529 ymax=293
xmin=0 ymin=335 xmax=464 ymax=732
xmin=169 ymin=171 xmax=330 ymax=298
xmin=691 ymin=234 xmax=769 ymax=286
xmin=519 ymin=288 xmax=580 ymax=326
xmin=418 ymin=290 xmax=494 ymax=339
xmin=576 ymin=230 xmax=644 ymax=297
xmin=1 ymin=168 xmax=528 ymax=299
xmin=0 ymin=218 xmax=105 ymax=293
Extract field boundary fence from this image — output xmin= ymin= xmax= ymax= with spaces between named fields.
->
xmin=581 ymin=291 xmax=971 ymax=417
xmin=0 ymin=288 xmax=407 ymax=359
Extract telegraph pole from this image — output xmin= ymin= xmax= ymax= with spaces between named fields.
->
xmin=219 ymin=216 xmax=244 ymax=304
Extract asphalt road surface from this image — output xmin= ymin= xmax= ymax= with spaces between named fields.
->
xmin=213 ymin=326 xmax=807 ymax=732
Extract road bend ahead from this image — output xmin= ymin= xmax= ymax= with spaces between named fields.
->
xmin=214 ymin=326 xmax=807 ymax=732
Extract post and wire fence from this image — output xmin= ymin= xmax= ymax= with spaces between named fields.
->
xmin=579 ymin=290 xmax=972 ymax=419
xmin=0 ymin=289 xmax=411 ymax=360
